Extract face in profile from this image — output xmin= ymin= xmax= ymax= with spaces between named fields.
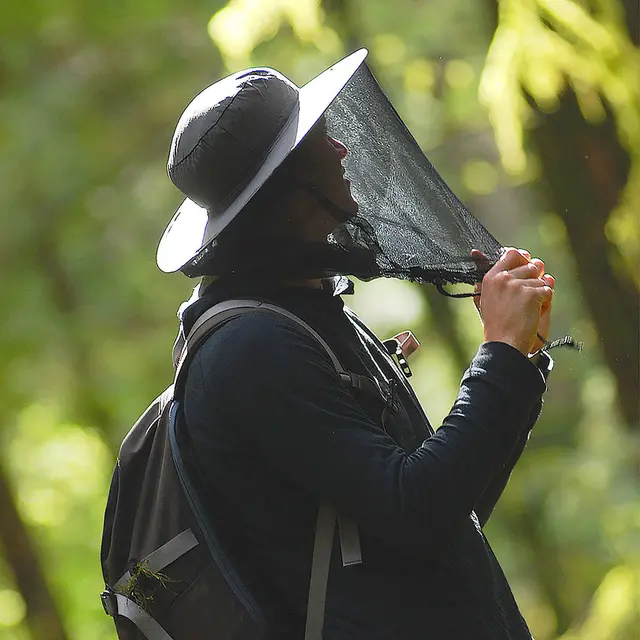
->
xmin=296 ymin=117 xmax=359 ymax=219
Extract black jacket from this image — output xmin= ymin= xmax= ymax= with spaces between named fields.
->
xmin=181 ymin=277 xmax=551 ymax=639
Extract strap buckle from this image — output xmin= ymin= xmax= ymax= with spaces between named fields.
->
xmin=100 ymin=587 xmax=118 ymax=617
xmin=383 ymin=331 xmax=420 ymax=378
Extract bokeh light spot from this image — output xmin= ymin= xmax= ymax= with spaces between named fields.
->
xmin=444 ymin=59 xmax=475 ymax=89
xmin=372 ymin=34 xmax=406 ymax=66
xmin=0 ymin=590 xmax=26 ymax=627
xmin=462 ymin=160 xmax=499 ymax=195
xmin=404 ymin=58 xmax=434 ymax=94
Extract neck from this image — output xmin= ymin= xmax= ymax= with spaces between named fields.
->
xmin=203 ymin=273 xmax=325 ymax=291
xmin=278 ymin=277 xmax=324 ymax=289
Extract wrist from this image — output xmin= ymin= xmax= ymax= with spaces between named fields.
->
xmin=483 ymin=334 xmax=530 ymax=356
xmin=528 ymin=350 xmax=554 ymax=377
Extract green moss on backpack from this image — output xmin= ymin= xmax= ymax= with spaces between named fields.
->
xmin=117 ymin=561 xmax=175 ymax=611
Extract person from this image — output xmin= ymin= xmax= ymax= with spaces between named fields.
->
xmin=158 ymin=50 xmax=555 ymax=639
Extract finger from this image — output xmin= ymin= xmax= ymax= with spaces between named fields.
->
xmin=517 ymin=248 xmax=532 ymax=261
xmin=508 ymin=263 xmax=542 ymax=279
xmin=471 ymin=249 xmax=489 ymax=270
xmin=528 ymin=287 xmax=554 ymax=314
xmin=520 ymin=278 xmax=553 ymax=289
xmin=540 ymin=275 xmax=555 ymax=313
xmin=498 ymin=247 xmax=530 ymax=271
xmin=531 ymin=258 xmax=545 ymax=277
xmin=535 ymin=285 xmax=554 ymax=300
xmin=473 ymin=283 xmax=482 ymax=312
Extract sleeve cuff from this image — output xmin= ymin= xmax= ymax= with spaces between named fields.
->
xmin=465 ymin=341 xmax=548 ymax=406
xmin=528 ymin=350 xmax=554 ymax=380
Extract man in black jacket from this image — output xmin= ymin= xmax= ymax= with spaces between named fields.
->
xmin=158 ymin=50 xmax=555 ymax=638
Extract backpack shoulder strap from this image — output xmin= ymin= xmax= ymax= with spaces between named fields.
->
xmin=176 ymin=298 xmax=362 ymax=639
xmin=174 ymin=299 xmax=347 ymax=389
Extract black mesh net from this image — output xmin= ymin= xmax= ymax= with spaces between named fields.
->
xmin=324 ymin=62 xmax=503 ymax=288
xmin=192 ymin=61 xmax=504 ymax=288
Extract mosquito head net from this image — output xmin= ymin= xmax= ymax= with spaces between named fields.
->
xmin=192 ymin=62 xmax=503 ymax=287
xmin=324 ymin=62 xmax=503 ymax=287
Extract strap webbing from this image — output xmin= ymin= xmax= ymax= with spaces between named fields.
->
xmin=338 ymin=516 xmax=362 ymax=567
xmin=114 ymin=529 xmax=198 ymax=591
xmin=114 ymin=594 xmax=175 ymax=640
xmin=305 ymin=504 xmax=337 ymax=640
xmin=176 ymin=299 xmax=364 ymax=639
xmin=178 ymin=299 xmax=346 ymax=382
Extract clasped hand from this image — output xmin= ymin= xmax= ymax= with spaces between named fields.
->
xmin=471 ymin=247 xmax=555 ymax=356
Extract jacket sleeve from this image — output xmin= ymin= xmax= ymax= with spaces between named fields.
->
xmin=473 ymin=350 xmax=553 ymax=526
xmin=186 ymin=312 xmax=548 ymax=555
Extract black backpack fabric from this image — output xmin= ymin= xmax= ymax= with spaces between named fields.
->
xmin=100 ymin=300 xmax=376 ymax=640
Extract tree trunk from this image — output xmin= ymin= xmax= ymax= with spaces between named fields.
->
xmin=513 ymin=507 xmax=574 ymax=635
xmin=484 ymin=0 xmax=640 ymax=429
xmin=321 ymin=0 xmax=361 ymax=52
xmin=528 ymin=91 xmax=639 ymax=428
xmin=623 ymin=0 xmax=639 ymax=46
xmin=0 ymin=461 xmax=70 ymax=640
xmin=420 ymin=286 xmax=473 ymax=373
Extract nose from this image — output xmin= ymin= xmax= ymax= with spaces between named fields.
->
xmin=328 ymin=135 xmax=348 ymax=160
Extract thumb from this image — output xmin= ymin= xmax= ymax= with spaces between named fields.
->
xmin=473 ymin=282 xmax=482 ymax=314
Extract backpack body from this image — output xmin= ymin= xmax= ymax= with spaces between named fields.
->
xmin=100 ymin=300 xmax=377 ymax=640
xmin=100 ymin=383 xmax=266 ymax=639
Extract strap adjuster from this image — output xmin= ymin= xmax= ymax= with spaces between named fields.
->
xmin=100 ymin=588 xmax=118 ymax=617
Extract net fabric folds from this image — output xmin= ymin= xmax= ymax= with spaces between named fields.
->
xmin=325 ymin=63 xmax=503 ymax=286
xmin=195 ymin=61 xmax=503 ymax=287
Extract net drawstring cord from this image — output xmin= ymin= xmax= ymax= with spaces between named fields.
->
xmin=433 ymin=280 xmax=583 ymax=354
xmin=531 ymin=334 xmax=583 ymax=355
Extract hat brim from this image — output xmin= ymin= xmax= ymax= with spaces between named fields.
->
xmin=157 ymin=48 xmax=368 ymax=274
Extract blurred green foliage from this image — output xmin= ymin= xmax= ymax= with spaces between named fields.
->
xmin=0 ymin=0 xmax=638 ymax=639
xmin=480 ymin=0 xmax=640 ymax=280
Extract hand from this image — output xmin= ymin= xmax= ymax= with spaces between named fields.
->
xmin=527 ymin=256 xmax=555 ymax=353
xmin=491 ymin=249 xmax=555 ymax=352
xmin=471 ymin=247 xmax=554 ymax=355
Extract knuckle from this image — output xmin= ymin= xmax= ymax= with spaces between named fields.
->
xmin=502 ymin=248 xmax=520 ymax=261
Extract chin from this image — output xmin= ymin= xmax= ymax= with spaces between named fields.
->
xmin=334 ymin=198 xmax=358 ymax=219
xmin=342 ymin=185 xmax=359 ymax=216
xmin=348 ymin=192 xmax=359 ymax=213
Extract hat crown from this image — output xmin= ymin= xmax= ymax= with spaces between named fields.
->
xmin=167 ymin=69 xmax=300 ymax=214
xmin=157 ymin=49 xmax=369 ymax=274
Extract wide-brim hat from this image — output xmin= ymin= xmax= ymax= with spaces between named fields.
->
xmin=157 ymin=49 xmax=368 ymax=274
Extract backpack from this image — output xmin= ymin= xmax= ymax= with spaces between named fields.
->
xmin=100 ymin=299 xmax=369 ymax=640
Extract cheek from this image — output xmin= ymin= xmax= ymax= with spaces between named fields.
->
xmin=297 ymin=150 xmax=327 ymax=183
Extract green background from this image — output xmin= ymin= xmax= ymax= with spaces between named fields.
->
xmin=1 ymin=0 xmax=638 ymax=638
